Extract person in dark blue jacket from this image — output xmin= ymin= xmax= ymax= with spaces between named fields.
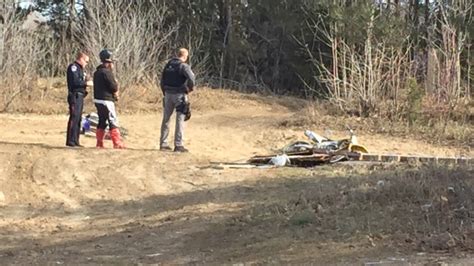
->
xmin=66 ymin=51 xmax=91 ymax=147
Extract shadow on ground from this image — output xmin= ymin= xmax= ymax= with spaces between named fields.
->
xmin=0 ymin=165 xmax=472 ymax=264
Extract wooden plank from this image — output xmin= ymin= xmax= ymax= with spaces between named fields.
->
xmin=457 ymin=158 xmax=471 ymax=165
xmin=289 ymin=154 xmax=330 ymax=159
xmin=380 ymin=155 xmax=401 ymax=162
xmin=249 ymin=153 xmax=329 ymax=162
xmin=210 ymin=161 xmax=260 ymax=165
xmin=437 ymin=157 xmax=458 ymax=164
xmin=359 ymin=154 xmax=381 ymax=162
xmin=418 ymin=156 xmax=437 ymax=163
xmin=248 ymin=150 xmax=473 ymax=167
xmin=211 ymin=164 xmax=262 ymax=169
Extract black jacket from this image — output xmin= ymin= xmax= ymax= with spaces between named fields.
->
xmin=93 ymin=65 xmax=118 ymax=102
xmin=160 ymin=58 xmax=195 ymax=94
xmin=66 ymin=62 xmax=87 ymax=94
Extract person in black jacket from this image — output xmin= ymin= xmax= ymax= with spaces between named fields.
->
xmin=159 ymin=48 xmax=195 ymax=152
xmin=66 ymin=51 xmax=91 ymax=147
xmin=93 ymin=49 xmax=124 ymax=149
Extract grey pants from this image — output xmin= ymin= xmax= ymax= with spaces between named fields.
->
xmin=160 ymin=93 xmax=187 ymax=147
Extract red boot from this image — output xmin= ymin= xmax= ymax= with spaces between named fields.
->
xmin=110 ymin=128 xmax=125 ymax=149
xmin=96 ymin=128 xmax=105 ymax=148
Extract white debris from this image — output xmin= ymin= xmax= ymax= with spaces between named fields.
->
xmin=304 ymin=130 xmax=327 ymax=143
xmin=269 ymin=154 xmax=290 ymax=166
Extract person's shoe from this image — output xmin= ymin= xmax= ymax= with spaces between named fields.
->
xmin=110 ymin=128 xmax=125 ymax=149
xmin=75 ymin=144 xmax=84 ymax=148
xmin=174 ymin=146 xmax=189 ymax=153
xmin=96 ymin=128 xmax=105 ymax=148
xmin=160 ymin=145 xmax=172 ymax=151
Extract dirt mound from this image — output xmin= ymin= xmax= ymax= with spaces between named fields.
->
xmin=0 ymin=88 xmax=472 ymax=264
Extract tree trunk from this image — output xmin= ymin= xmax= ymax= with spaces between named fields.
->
xmin=219 ymin=0 xmax=232 ymax=88
xmin=82 ymin=0 xmax=92 ymax=21
xmin=69 ymin=0 xmax=76 ymax=40
xmin=394 ymin=0 xmax=399 ymax=16
xmin=413 ymin=0 xmax=419 ymax=29
xmin=424 ymin=0 xmax=429 ymax=23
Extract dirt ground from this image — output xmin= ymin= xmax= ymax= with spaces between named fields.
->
xmin=0 ymin=89 xmax=472 ymax=264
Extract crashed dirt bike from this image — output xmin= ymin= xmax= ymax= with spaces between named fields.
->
xmin=81 ymin=112 xmax=128 ymax=139
xmin=282 ymin=127 xmax=369 ymax=162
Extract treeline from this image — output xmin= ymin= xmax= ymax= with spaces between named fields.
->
xmin=0 ymin=0 xmax=472 ymax=120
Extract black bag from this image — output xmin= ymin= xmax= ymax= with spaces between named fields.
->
xmin=184 ymin=102 xmax=191 ymax=121
xmin=177 ymin=101 xmax=191 ymax=121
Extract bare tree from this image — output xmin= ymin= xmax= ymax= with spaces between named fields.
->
xmin=297 ymin=4 xmax=417 ymax=118
xmin=426 ymin=1 xmax=472 ymax=102
xmin=297 ymin=1 xmax=472 ymax=123
xmin=77 ymin=0 xmax=179 ymax=98
xmin=0 ymin=5 xmax=53 ymax=111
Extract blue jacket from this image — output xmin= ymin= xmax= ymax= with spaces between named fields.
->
xmin=66 ymin=61 xmax=87 ymax=94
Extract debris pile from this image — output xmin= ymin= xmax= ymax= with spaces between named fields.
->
xmin=211 ymin=129 xmax=472 ymax=169
xmin=250 ymin=128 xmax=367 ymax=167
xmin=246 ymin=129 xmax=472 ymax=167
xmin=249 ymin=148 xmax=360 ymax=167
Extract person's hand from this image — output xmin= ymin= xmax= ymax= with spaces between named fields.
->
xmin=114 ymin=92 xmax=119 ymax=101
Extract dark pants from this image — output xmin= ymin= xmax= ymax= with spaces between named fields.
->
xmin=66 ymin=92 xmax=84 ymax=146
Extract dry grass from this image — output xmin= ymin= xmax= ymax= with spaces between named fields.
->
xmin=2 ymin=78 xmax=472 ymax=150
xmin=0 ymin=81 xmax=305 ymax=114
xmin=231 ymin=165 xmax=474 ymax=252
xmin=280 ymin=100 xmax=473 ymax=150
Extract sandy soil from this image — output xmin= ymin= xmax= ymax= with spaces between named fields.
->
xmin=0 ymin=90 xmax=472 ymax=264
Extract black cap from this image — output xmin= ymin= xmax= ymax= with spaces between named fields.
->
xmin=99 ymin=49 xmax=114 ymax=63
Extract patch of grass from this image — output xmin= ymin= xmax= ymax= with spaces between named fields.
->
xmin=234 ymin=165 xmax=473 ymax=251
xmin=280 ymin=100 xmax=473 ymax=149
xmin=289 ymin=209 xmax=317 ymax=226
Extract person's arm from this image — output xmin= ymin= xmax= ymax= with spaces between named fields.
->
xmin=85 ymin=73 xmax=93 ymax=86
xmin=160 ymin=68 xmax=166 ymax=95
xmin=181 ymin=64 xmax=195 ymax=92
xmin=104 ymin=70 xmax=118 ymax=94
xmin=104 ymin=70 xmax=119 ymax=100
